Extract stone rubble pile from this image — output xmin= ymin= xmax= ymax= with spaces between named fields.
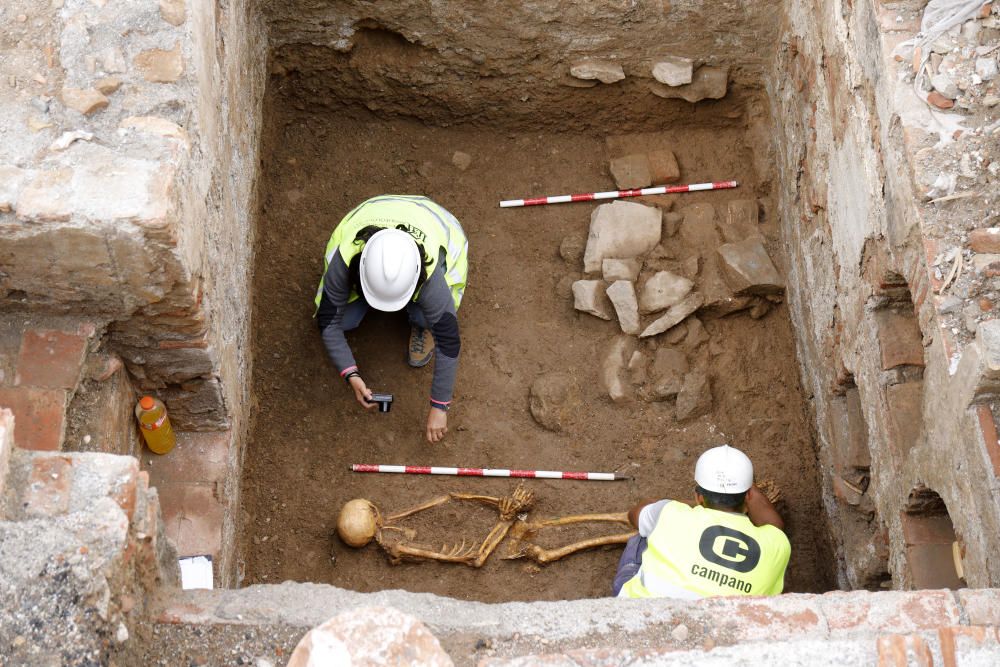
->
xmin=566 ymin=56 xmax=729 ymax=103
xmin=546 ymin=152 xmax=786 ymax=420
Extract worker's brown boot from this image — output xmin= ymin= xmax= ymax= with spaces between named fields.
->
xmin=407 ymin=326 xmax=435 ymax=367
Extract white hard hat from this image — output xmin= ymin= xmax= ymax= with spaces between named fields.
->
xmin=694 ymin=444 xmax=753 ymax=494
xmin=359 ymin=229 xmax=421 ymax=311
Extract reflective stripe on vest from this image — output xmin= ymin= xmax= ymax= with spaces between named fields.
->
xmin=314 ymin=195 xmax=468 ymax=310
xmin=620 ymin=503 xmax=790 ymax=599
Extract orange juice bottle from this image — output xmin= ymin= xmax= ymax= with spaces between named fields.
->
xmin=135 ymin=395 xmax=176 ymax=454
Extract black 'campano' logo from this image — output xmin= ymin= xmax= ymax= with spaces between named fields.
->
xmin=698 ymin=526 xmax=761 ymax=573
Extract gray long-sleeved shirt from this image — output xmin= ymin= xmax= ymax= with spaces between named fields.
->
xmin=316 ymin=249 xmax=461 ymax=407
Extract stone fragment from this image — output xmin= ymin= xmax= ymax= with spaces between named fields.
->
xmin=606 ymin=280 xmax=641 ymax=334
xmin=451 ymin=151 xmax=472 ymax=171
xmin=601 ymin=337 xmax=638 ymax=403
xmin=49 ymin=131 xmax=93 ymax=152
xmin=937 ymin=294 xmax=962 ymax=315
xmin=134 ymin=43 xmax=184 ymax=83
xmin=529 ymin=373 xmax=580 ymax=432
xmin=640 ymin=271 xmax=693 ymax=313
xmin=572 ymin=280 xmax=614 ymax=320
xmin=286 ymin=607 xmax=453 ymax=667
xmin=649 ymin=348 xmax=688 ymax=400
xmin=671 ymin=623 xmax=690 ymax=643
xmin=663 ymin=211 xmax=683 ymax=237
xmin=717 ymin=238 xmax=784 ymax=295
xmin=720 ymin=199 xmax=759 ymax=243
xmin=60 ymin=87 xmax=108 ymax=115
xmin=159 ymin=0 xmax=186 ymax=25
xmin=648 ymin=66 xmax=727 ymax=102
xmin=976 ymin=57 xmax=998 ymax=80
xmin=679 ymin=203 xmax=720 ymax=249
xmin=973 ymin=253 xmax=1000 ymax=275
xmin=647 ymin=149 xmax=680 ymax=183
xmin=675 ymin=368 xmax=712 ymax=420
xmin=570 ymin=60 xmax=625 ymax=84
xmin=603 ymin=258 xmax=641 ymax=282
xmin=927 ymin=91 xmax=955 ymax=110
xmin=749 ymin=298 xmax=771 ymax=319
xmin=120 ymin=116 xmax=190 ymax=147
xmin=94 ymin=76 xmax=121 ymax=94
xmin=583 ymin=201 xmax=662 ymax=272
xmin=931 ymin=74 xmax=959 ymax=99
xmin=628 ymin=350 xmax=648 ymax=385
xmin=970 ymin=228 xmax=1000 ymax=254
xmin=15 ymin=169 xmax=73 ymax=222
xmin=640 ymin=293 xmax=704 ymax=338
xmin=651 ymin=57 xmax=694 ymax=86
xmin=610 ymin=154 xmax=652 ymax=189
xmin=560 ymin=235 xmax=587 ymax=264
xmin=686 ymin=317 xmax=709 ymax=347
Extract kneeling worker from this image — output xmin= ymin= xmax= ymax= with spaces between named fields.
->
xmin=613 ymin=444 xmax=790 ymax=598
xmin=315 ymin=195 xmax=468 ymax=443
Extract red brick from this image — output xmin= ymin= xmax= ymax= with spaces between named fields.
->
xmin=880 ymin=591 xmax=961 ymax=632
xmin=956 ymin=589 xmax=1000 ymax=625
xmin=830 ymin=387 xmax=871 ymax=473
xmin=901 ymin=511 xmax=957 ymax=545
xmin=16 ymin=330 xmax=87 ymax=389
xmin=976 ymin=404 xmax=1000 ymax=479
xmin=22 ymin=456 xmax=74 ymax=516
xmin=928 ymin=91 xmax=955 ymax=109
xmin=877 ymin=634 xmax=932 ymax=667
xmin=0 ymin=386 xmax=67 ymax=450
xmin=885 ymin=381 xmax=924 ymax=458
xmin=970 ymin=228 xmax=1000 ymax=254
xmin=876 ymin=311 xmax=924 ymax=369
xmin=939 ymin=626 xmax=1000 ymax=667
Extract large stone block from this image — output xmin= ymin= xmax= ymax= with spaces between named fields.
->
xmin=651 ymin=56 xmax=694 ymax=86
xmin=609 ymin=154 xmax=652 ymax=189
xmin=528 ymin=373 xmax=580 ymax=432
xmin=639 ymin=271 xmax=693 ymax=314
xmin=569 ymin=60 xmax=625 ymax=84
xmin=606 ymin=280 xmax=640 ymax=334
xmin=640 ymin=293 xmax=704 ymax=338
xmin=583 ymin=201 xmax=662 ymax=272
xmin=572 ymin=280 xmax=613 ymax=320
xmin=717 ymin=237 xmax=785 ymax=295
xmin=601 ymin=336 xmax=638 ymax=403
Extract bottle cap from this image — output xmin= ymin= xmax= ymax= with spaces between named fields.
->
xmin=139 ymin=396 xmax=155 ymax=410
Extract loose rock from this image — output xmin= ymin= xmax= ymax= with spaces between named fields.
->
xmin=675 ymin=367 xmax=712 ymax=420
xmin=721 ymin=199 xmax=759 ymax=243
xmin=529 ymin=373 xmax=580 ymax=432
xmin=651 ymin=57 xmax=694 ymax=86
xmin=717 ymin=238 xmax=784 ymax=295
xmin=679 ymin=204 xmax=721 ymax=250
xmin=572 ymin=280 xmax=614 ymax=320
xmin=671 ymin=623 xmax=690 ymax=642
xmin=451 ymin=151 xmax=472 ymax=171
xmin=927 ymin=91 xmax=955 ymax=110
xmin=159 ymin=0 xmax=186 ymax=25
xmin=570 ymin=60 xmax=625 ymax=84
xmin=970 ymin=228 xmax=1000 ymax=254
xmin=647 ymin=149 xmax=680 ymax=183
xmin=584 ymin=201 xmax=662 ymax=272
xmin=931 ymin=73 xmax=959 ymax=99
xmin=648 ymin=66 xmax=727 ymax=102
xmin=649 ymin=348 xmax=689 ymax=400
xmin=639 ymin=271 xmax=693 ymax=314
xmin=610 ymin=154 xmax=652 ymax=189
xmin=602 ymin=337 xmax=638 ymax=403
xmin=663 ymin=211 xmax=683 ymax=237
xmin=603 ymin=258 xmax=641 ymax=282
xmin=93 ymin=76 xmax=121 ymax=94
xmin=640 ymin=293 xmax=704 ymax=338
xmin=606 ymin=280 xmax=641 ymax=335
xmin=49 ymin=131 xmax=93 ymax=152
xmin=628 ymin=350 xmax=648 ymax=385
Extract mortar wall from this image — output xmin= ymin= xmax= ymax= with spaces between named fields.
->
xmin=772 ymin=0 xmax=1000 ymax=589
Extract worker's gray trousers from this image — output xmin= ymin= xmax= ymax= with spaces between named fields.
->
xmin=340 ymin=297 xmax=429 ymax=331
xmin=612 ymin=534 xmax=647 ymax=596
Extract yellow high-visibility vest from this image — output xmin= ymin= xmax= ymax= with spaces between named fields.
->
xmin=314 ymin=195 xmax=469 ymax=310
xmin=621 ymin=502 xmax=790 ymax=599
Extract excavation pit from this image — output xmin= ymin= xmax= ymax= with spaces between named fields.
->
xmin=239 ymin=65 xmax=836 ymax=601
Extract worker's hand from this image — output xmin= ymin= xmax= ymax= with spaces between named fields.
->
xmin=426 ymin=407 xmax=448 ymax=443
xmin=349 ymin=375 xmax=377 ymax=411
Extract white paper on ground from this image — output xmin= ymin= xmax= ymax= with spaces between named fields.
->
xmin=179 ymin=555 xmax=214 ymax=590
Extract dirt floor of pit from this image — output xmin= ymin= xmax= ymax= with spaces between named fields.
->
xmin=238 ymin=97 xmax=837 ymax=602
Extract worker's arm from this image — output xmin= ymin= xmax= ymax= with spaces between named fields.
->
xmin=627 ymin=498 xmax=662 ymax=529
xmin=317 ymin=254 xmax=375 ymax=412
xmin=417 ymin=263 xmax=461 ymax=443
xmin=745 ymin=484 xmax=784 ymax=531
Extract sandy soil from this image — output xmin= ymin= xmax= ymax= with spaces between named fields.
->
xmin=238 ymin=97 xmax=836 ymax=602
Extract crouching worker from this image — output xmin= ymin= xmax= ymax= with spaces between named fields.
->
xmin=613 ymin=444 xmax=790 ymax=599
xmin=314 ymin=195 xmax=468 ymax=443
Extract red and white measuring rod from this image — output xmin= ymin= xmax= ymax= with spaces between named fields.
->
xmin=499 ymin=180 xmax=738 ymax=208
xmin=351 ymin=464 xmax=628 ymax=481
